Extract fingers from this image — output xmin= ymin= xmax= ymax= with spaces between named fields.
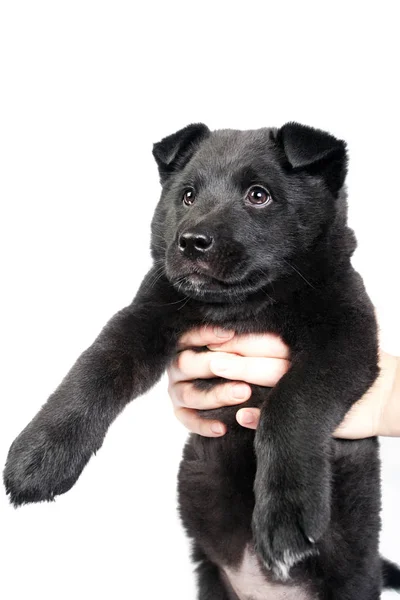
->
xmin=178 ymin=327 xmax=289 ymax=359
xmin=236 ymin=408 xmax=261 ymax=430
xmin=169 ymin=350 xmax=288 ymax=406
xmin=169 ymin=379 xmax=251 ymax=410
xmin=208 ymin=332 xmax=290 ymax=359
xmin=174 ymin=406 xmax=227 ymax=437
xmin=169 ymin=327 xmax=289 ymax=437
xmin=174 ymin=405 xmax=261 ymax=436
xmin=209 ymin=354 xmax=290 ymax=386
xmin=170 ymin=350 xmax=225 ymax=382
xmin=178 ymin=326 xmax=234 ymax=350
xmin=171 ymin=348 xmax=289 ymax=388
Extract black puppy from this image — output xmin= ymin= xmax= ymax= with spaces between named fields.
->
xmin=4 ymin=123 xmax=400 ymax=599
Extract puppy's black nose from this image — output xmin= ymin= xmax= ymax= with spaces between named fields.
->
xmin=178 ymin=232 xmax=214 ymax=257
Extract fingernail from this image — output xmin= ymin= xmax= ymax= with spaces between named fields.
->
xmin=241 ymin=411 xmax=254 ymax=425
xmin=213 ymin=327 xmax=234 ymax=338
xmin=232 ymin=384 xmax=249 ymax=400
xmin=211 ymin=423 xmax=224 ymax=435
xmin=210 ymin=359 xmax=230 ymax=374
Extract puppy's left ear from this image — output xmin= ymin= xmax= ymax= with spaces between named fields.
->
xmin=276 ymin=122 xmax=348 ymax=195
xmin=153 ymin=123 xmax=210 ymax=185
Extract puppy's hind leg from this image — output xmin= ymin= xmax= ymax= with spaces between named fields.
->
xmin=193 ymin=545 xmax=235 ymax=600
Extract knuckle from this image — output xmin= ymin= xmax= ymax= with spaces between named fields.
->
xmin=167 ymin=362 xmax=178 ymax=380
xmin=214 ymin=383 xmax=229 ymax=404
xmin=275 ymin=358 xmax=289 ymax=379
xmin=175 ymin=351 xmax=188 ymax=373
xmin=173 ymin=407 xmax=185 ymax=425
xmin=181 ymin=384 xmax=197 ymax=409
xmin=168 ymin=383 xmax=180 ymax=406
xmin=174 ymin=407 xmax=194 ymax=431
xmin=200 ymin=325 xmax=214 ymax=342
xmin=178 ymin=329 xmax=194 ymax=347
xmin=199 ymin=422 xmax=210 ymax=437
xmin=168 ymin=360 xmax=182 ymax=384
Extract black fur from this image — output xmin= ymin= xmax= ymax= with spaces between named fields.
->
xmin=4 ymin=123 xmax=399 ymax=598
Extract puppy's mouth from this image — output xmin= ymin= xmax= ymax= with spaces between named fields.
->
xmin=172 ymin=266 xmax=231 ymax=291
xmin=166 ymin=260 xmax=272 ymax=303
xmin=165 ymin=259 xmax=234 ymax=297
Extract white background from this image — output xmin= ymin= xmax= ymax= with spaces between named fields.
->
xmin=0 ymin=1 xmax=399 ymax=598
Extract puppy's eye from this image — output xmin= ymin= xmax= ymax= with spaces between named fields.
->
xmin=183 ymin=190 xmax=195 ymax=206
xmin=245 ymin=186 xmax=272 ymax=206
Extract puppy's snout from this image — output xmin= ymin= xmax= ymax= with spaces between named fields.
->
xmin=178 ymin=232 xmax=214 ymax=258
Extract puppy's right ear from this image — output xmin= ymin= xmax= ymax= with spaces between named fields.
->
xmin=153 ymin=123 xmax=210 ymax=184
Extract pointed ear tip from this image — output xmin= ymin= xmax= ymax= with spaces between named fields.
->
xmin=153 ymin=123 xmax=209 ymax=148
xmin=278 ymin=122 xmax=348 ymax=152
xmin=333 ymin=137 xmax=348 ymax=160
xmin=280 ymin=121 xmax=345 ymax=138
xmin=152 ymin=141 xmax=165 ymax=163
xmin=281 ymin=120 xmax=302 ymax=129
xmin=187 ymin=121 xmax=209 ymax=129
xmin=152 ymin=122 xmax=211 ymax=180
xmin=279 ymin=121 xmax=309 ymax=135
xmin=182 ymin=122 xmax=210 ymax=138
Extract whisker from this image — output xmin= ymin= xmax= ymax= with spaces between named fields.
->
xmin=161 ymin=295 xmax=190 ymax=307
xmin=252 ymin=269 xmax=276 ymax=303
xmin=147 ymin=265 xmax=166 ymax=289
xmin=282 ymin=258 xmax=315 ymax=289
xmin=150 ymin=242 xmax=166 ymax=252
xmin=177 ymin=296 xmax=191 ymax=311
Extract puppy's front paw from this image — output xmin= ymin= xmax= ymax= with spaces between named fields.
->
xmin=252 ymin=495 xmax=320 ymax=581
xmin=253 ymin=424 xmax=331 ymax=581
xmin=4 ymin=419 xmax=96 ymax=506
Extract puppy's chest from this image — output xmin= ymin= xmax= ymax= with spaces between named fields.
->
xmin=222 ymin=546 xmax=315 ymax=600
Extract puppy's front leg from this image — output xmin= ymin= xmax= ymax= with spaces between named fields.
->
xmin=252 ymin=305 xmax=379 ymax=581
xmin=4 ymin=270 xmax=180 ymax=506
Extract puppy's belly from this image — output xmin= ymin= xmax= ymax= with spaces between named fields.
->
xmin=222 ymin=545 xmax=314 ymax=600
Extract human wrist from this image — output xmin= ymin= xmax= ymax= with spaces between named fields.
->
xmin=377 ymin=353 xmax=400 ymax=437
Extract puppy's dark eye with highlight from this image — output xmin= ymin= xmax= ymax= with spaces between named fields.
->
xmin=183 ymin=190 xmax=195 ymax=206
xmin=245 ymin=186 xmax=272 ymax=206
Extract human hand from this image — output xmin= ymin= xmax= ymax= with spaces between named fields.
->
xmin=168 ymin=327 xmax=400 ymax=439
xmin=167 ymin=327 xmax=290 ymax=437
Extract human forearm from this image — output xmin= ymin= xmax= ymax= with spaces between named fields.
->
xmin=379 ymin=353 xmax=400 ymax=437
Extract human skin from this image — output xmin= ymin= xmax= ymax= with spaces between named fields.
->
xmin=168 ymin=327 xmax=400 ymax=439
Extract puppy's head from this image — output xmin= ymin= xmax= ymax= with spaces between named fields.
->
xmin=151 ymin=122 xmax=351 ymax=302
